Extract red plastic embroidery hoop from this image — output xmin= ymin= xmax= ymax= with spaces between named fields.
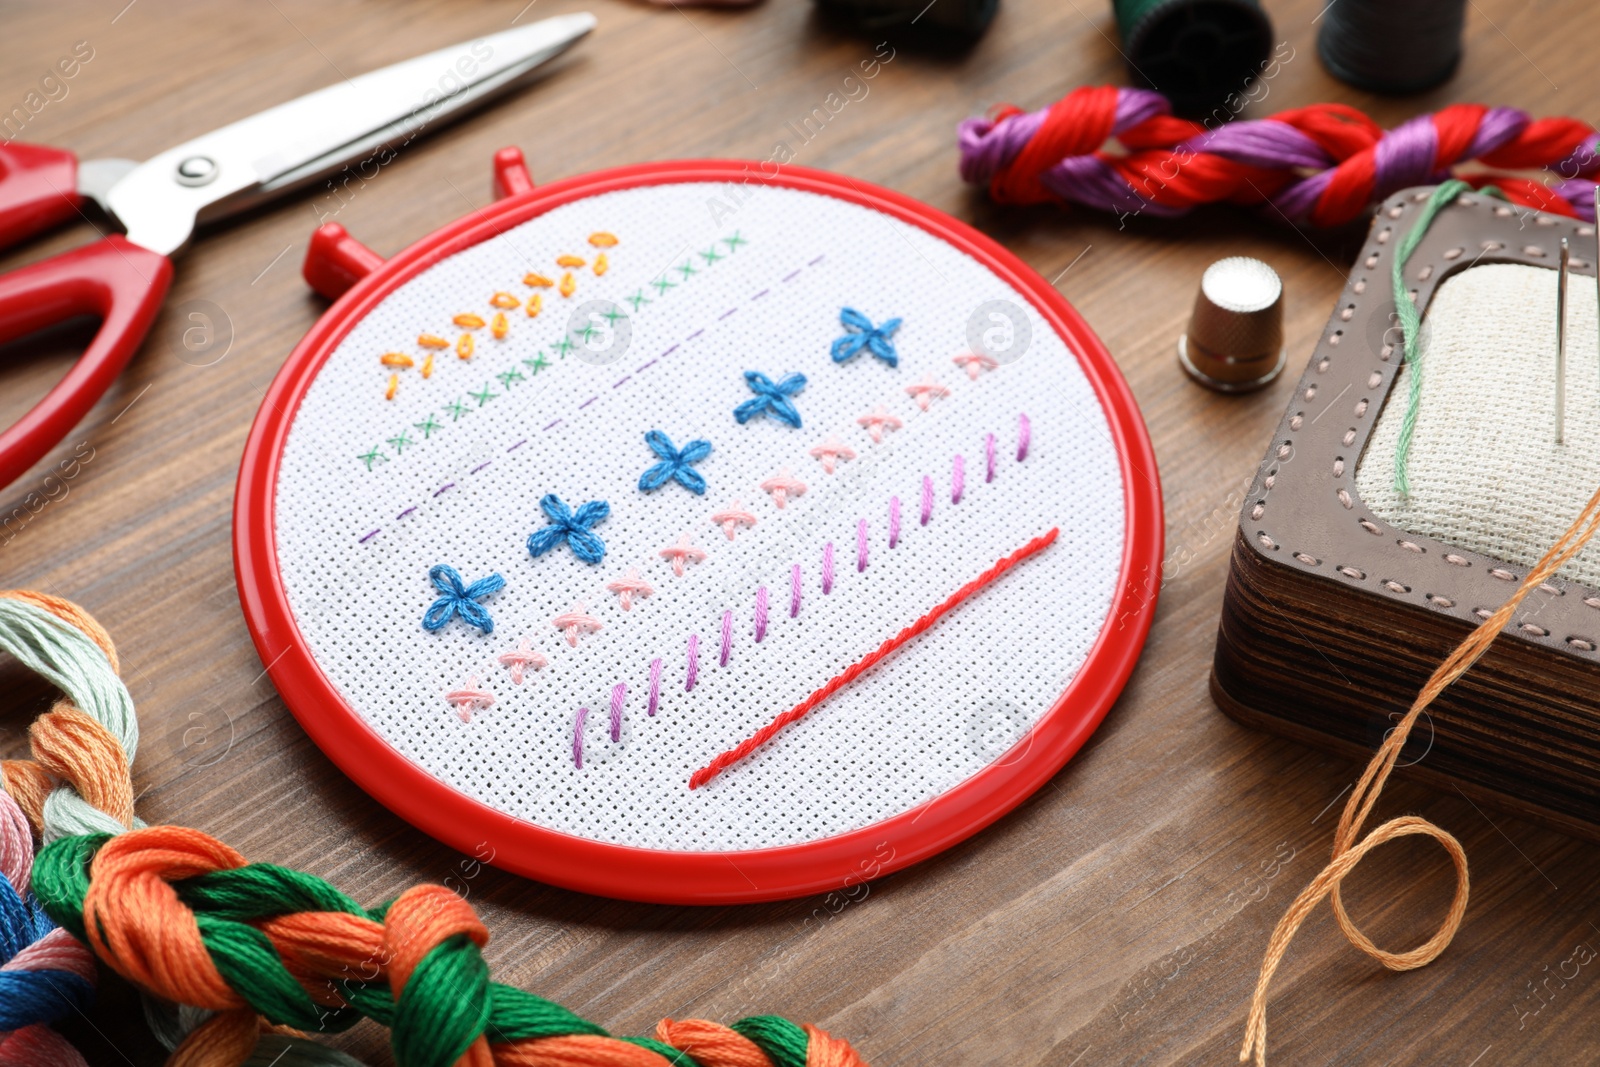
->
xmin=234 ymin=152 xmax=1163 ymax=904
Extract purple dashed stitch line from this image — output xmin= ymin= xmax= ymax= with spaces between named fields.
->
xmin=572 ymin=706 xmax=589 ymax=769
xmin=920 ymin=476 xmax=933 ymax=525
xmin=648 ymin=658 xmax=663 ymax=716
xmin=609 ymin=682 xmax=627 ymax=742
xmin=685 ymin=633 xmax=700 ymax=691
xmin=889 ymin=496 xmax=901 ymax=548
xmin=356 ymin=256 xmax=833 ymax=545
xmin=755 ymin=586 xmax=769 ymax=642
xmin=791 ymin=564 xmax=802 ymax=617
xmin=822 ymin=542 xmax=834 ymax=594
xmin=952 ymin=455 xmax=965 ymax=504
xmin=857 ymin=519 xmax=869 ymax=572
xmin=985 ymin=433 xmax=996 ymax=482
xmin=720 ymin=610 xmax=733 ymax=666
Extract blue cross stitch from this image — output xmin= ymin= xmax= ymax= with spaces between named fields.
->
xmin=638 ymin=430 xmax=713 ymax=494
xmin=734 ymin=371 xmax=807 ymax=429
xmin=830 ymin=307 xmax=902 ymax=368
xmin=527 ymin=493 xmax=610 ymax=564
xmin=422 ymin=564 xmax=504 ymax=634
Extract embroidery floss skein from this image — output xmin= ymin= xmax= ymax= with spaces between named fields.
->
xmin=0 ymin=590 xmax=872 ymax=1067
xmin=958 ymin=87 xmax=1600 ymax=225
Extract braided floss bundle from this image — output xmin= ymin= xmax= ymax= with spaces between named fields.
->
xmin=0 ymin=590 xmax=870 ymax=1067
xmin=958 ymin=86 xmax=1600 ymax=227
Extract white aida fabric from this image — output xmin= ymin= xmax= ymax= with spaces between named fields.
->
xmin=1358 ymin=262 xmax=1600 ymax=588
xmin=275 ymin=181 xmax=1126 ymax=852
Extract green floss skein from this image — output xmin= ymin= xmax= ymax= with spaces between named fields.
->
xmin=1111 ymin=0 xmax=1273 ymax=117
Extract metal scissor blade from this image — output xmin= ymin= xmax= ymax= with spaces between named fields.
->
xmin=104 ymin=13 xmax=594 ymax=255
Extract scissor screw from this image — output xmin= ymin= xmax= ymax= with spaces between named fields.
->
xmin=175 ymin=155 xmax=218 ymax=186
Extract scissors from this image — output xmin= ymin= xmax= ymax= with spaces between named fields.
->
xmin=0 ymin=13 xmax=594 ymax=492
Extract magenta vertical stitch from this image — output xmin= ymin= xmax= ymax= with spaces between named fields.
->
xmin=685 ymin=634 xmax=700 ymax=691
xmin=889 ymin=496 xmax=901 ymax=548
xmin=720 ymin=610 xmax=733 ymax=666
xmin=822 ymin=542 xmax=835 ymax=594
xmin=755 ymin=586 xmax=769 ymax=642
xmin=1018 ymin=412 xmax=1031 ymax=461
xmin=985 ymin=433 xmax=996 ymax=482
xmin=791 ymin=564 xmax=802 ymax=617
xmin=952 ymin=455 xmax=965 ymax=504
xmin=857 ymin=519 xmax=869 ymax=572
xmin=920 ymin=476 xmax=933 ymax=525
xmin=609 ymin=682 xmax=626 ymax=741
xmin=572 ymin=707 xmax=589 ymax=769
xmin=648 ymin=658 xmax=663 ymax=716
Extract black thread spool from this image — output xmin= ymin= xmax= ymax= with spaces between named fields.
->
xmin=1318 ymin=0 xmax=1466 ymax=94
xmin=813 ymin=0 xmax=999 ymax=36
xmin=1112 ymin=0 xmax=1274 ymax=117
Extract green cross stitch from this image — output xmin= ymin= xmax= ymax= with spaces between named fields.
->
xmin=358 ymin=447 xmax=388 ymax=470
xmin=650 ymin=277 xmax=675 ymax=295
xmin=469 ymin=383 xmax=498 ymax=406
xmin=523 ymin=352 xmax=551 ymax=374
xmin=496 ymin=368 xmax=525 ymax=389
xmin=386 ymin=432 xmax=414 ymax=454
xmin=699 ymin=245 xmax=723 ymax=265
xmin=446 ymin=398 xmax=470 ymax=421
xmin=626 ymin=290 xmax=650 ymax=311
xmin=414 ymin=415 xmax=441 ymax=439
xmin=723 ymin=231 xmax=747 ymax=252
xmin=674 ymin=261 xmax=697 ymax=279
xmin=552 ymin=337 xmax=574 ymax=358
xmin=577 ymin=321 xmax=601 ymax=345
xmin=602 ymin=306 xmax=626 ymax=326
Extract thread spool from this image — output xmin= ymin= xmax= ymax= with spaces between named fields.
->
xmin=1111 ymin=0 xmax=1273 ymax=116
xmin=1318 ymin=0 xmax=1466 ymax=94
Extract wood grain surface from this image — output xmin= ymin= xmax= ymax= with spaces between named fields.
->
xmin=2 ymin=0 xmax=1596 ymax=1063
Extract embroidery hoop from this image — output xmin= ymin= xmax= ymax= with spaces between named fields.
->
xmin=234 ymin=159 xmax=1163 ymax=903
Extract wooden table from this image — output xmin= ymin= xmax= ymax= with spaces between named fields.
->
xmin=3 ymin=0 xmax=1595 ymax=1062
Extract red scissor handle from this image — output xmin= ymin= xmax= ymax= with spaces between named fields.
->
xmin=0 ymin=143 xmax=82 ymax=247
xmin=0 ymin=236 xmax=172 ymax=490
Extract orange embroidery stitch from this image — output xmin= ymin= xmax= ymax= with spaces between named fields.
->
xmin=453 ymin=313 xmax=486 ymax=329
xmin=559 ymin=272 xmax=575 ymax=298
xmin=556 ymin=254 xmax=586 ymax=268
xmin=523 ymin=272 xmax=553 ymax=287
xmin=380 ymin=352 xmax=414 ymax=368
xmin=421 ymin=353 xmax=434 ymax=378
xmin=526 ymin=293 xmax=542 ymax=318
xmin=489 ymin=292 xmax=519 ymax=309
xmin=457 ymin=334 xmax=474 ymax=360
xmin=385 ymin=374 xmax=398 ymax=400
xmin=418 ymin=333 xmax=449 ymax=349
xmin=594 ymin=253 xmax=608 ymax=276
xmin=491 ymin=312 xmax=508 ymax=339
xmin=588 ymin=232 xmax=618 ymax=246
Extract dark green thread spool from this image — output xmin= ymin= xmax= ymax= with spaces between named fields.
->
xmin=1112 ymin=0 xmax=1274 ymax=116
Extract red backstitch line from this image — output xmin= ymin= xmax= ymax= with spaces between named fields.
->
xmin=688 ymin=525 xmax=1060 ymax=789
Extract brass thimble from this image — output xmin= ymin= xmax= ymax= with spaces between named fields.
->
xmin=1178 ymin=256 xmax=1286 ymax=392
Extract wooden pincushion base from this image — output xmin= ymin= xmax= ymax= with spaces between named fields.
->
xmin=1212 ymin=185 xmax=1600 ymax=840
